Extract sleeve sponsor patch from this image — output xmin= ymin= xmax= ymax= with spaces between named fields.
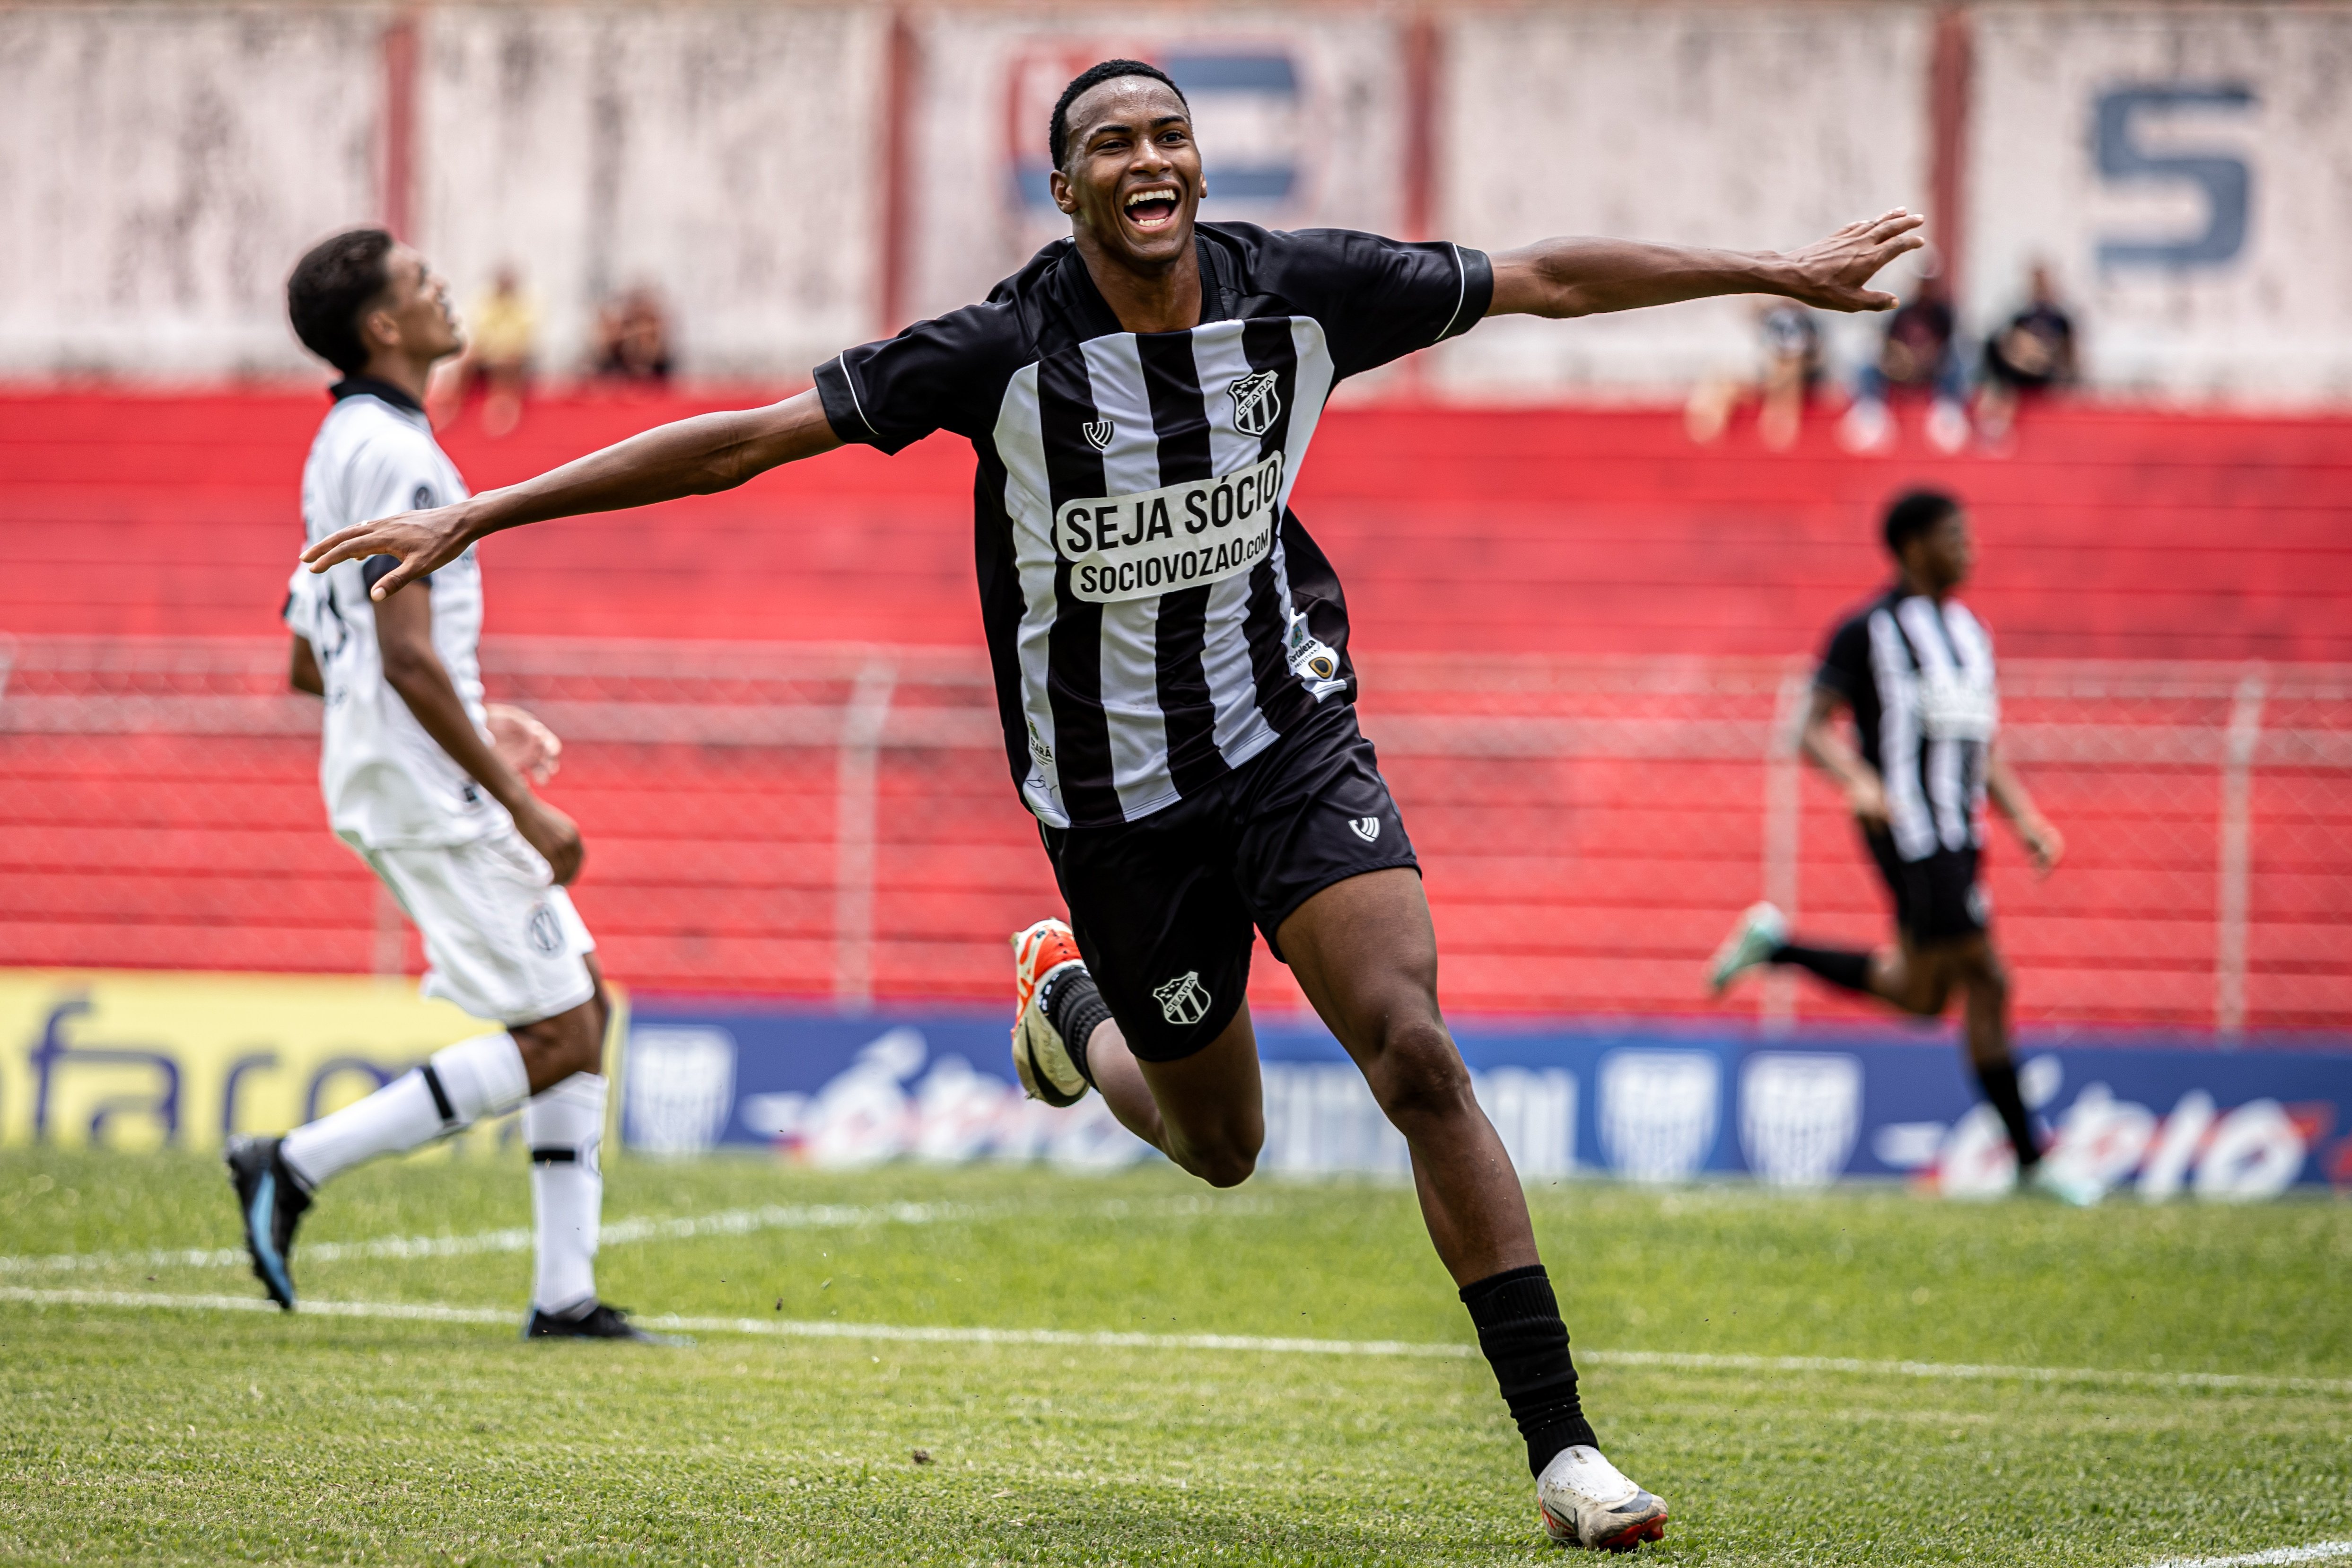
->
xmin=1055 ymin=450 xmax=1284 ymax=604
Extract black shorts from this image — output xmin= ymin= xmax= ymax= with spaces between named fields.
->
xmin=1040 ymin=700 xmax=1417 ymax=1063
xmin=1865 ymin=829 xmax=1989 ymax=946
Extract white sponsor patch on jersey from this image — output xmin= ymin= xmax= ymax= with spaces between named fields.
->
xmin=1056 ymin=450 xmax=1284 ymax=604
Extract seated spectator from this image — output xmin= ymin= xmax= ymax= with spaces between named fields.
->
xmin=465 ymin=263 xmax=539 ymax=437
xmin=1975 ymin=263 xmax=2077 ymax=447
xmin=1687 ymin=300 xmax=1823 ymax=451
xmin=590 ymin=284 xmax=674 ymax=384
xmin=1839 ymin=254 xmax=1968 ymax=454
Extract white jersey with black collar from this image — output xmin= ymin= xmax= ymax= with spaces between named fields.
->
xmin=283 ymin=380 xmax=501 ymax=849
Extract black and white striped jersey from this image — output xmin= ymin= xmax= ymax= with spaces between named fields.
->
xmin=1817 ymin=588 xmax=2001 ymax=863
xmin=814 ymin=223 xmax=1491 ymax=829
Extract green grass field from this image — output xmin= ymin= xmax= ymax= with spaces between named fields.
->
xmin=3 ymin=1146 xmax=2347 ymax=1566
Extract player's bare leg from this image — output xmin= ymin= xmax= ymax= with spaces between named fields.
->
xmin=1277 ymin=868 xmax=1536 ymax=1281
xmin=1087 ymin=1010 xmax=1264 ymax=1189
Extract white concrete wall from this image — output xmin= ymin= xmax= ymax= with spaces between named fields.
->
xmin=3 ymin=2 xmax=2351 ymax=402
xmin=1965 ymin=4 xmax=2352 ymax=403
xmin=1429 ymin=5 xmax=1934 ymax=399
xmin=0 ymin=7 xmax=385 ymax=375
xmin=420 ymin=6 xmax=883 ymax=381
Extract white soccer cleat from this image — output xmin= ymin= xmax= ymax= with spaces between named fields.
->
xmin=1707 ymin=901 xmax=1787 ymax=996
xmin=1009 ymin=918 xmax=1091 ymax=1108
xmin=1538 ymin=1445 xmax=1670 ymax=1552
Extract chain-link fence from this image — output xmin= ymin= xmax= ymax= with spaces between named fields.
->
xmin=2 ymin=635 xmax=2345 ymax=1033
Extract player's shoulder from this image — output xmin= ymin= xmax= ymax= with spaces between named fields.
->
xmin=317 ymin=388 xmax=441 ymax=465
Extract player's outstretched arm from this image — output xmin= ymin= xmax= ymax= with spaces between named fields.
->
xmin=303 ymin=389 xmax=843 ymax=601
xmin=1487 ymin=209 xmax=1925 ymax=320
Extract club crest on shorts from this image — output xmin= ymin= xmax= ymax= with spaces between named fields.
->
xmin=526 ymin=902 xmax=563 ymax=957
xmin=1348 ymin=815 xmax=1381 ymax=843
xmin=1227 ymin=370 xmax=1282 ymax=437
xmin=1081 ymin=418 xmax=1115 ymax=451
xmin=1153 ymin=970 xmax=1212 ymax=1027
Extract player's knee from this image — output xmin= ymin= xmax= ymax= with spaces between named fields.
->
xmin=1187 ymin=1143 xmax=1259 ymax=1189
xmin=1366 ymin=1019 xmax=1475 ymax=1131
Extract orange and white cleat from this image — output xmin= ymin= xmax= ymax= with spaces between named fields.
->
xmin=1009 ymin=918 xmax=1092 ymax=1108
xmin=1538 ymin=1446 xmax=1669 ymax=1552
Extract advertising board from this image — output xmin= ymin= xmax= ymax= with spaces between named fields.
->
xmin=0 ymin=969 xmax=565 ymax=1156
xmin=624 ymin=999 xmax=2352 ymax=1201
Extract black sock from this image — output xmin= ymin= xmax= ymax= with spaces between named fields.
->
xmin=1460 ymin=1264 xmax=1598 ymax=1477
xmin=1768 ymin=941 xmax=1874 ymax=995
xmin=1975 ymin=1059 xmax=2040 ymax=1169
xmin=1036 ymin=964 xmax=1108 ymax=1087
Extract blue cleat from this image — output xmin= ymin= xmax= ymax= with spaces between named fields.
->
xmin=225 ymin=1135 xmax=311 ymax=1312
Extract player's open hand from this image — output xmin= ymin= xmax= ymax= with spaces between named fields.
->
xmin=515 ymin=797 xmax=586 ymax=885
xmin=1845 ymin=773 xmax=1892 ymax=829
xmin=487 ymin=703 xmax=563 ymax=785
xmin=302 ymin=499 xmax=475 ymax=600
xmin=1778 ymin=209 xmax=1927 ymax=312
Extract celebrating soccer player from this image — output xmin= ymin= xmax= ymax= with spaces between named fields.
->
xmin=227 ymin=229 xmax=656 ymax=1340
xmin=1709 ymin=489 xmax=2081 ymax=1202
xmin=302 ymin=61 xmax=1924 ymax=1546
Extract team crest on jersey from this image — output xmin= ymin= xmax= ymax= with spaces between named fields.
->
xmin=1227 ymin=371 xmax=1282 ymax=437
xmin=526 ymin=902 xmax=563 ymax=957
xmin=412 ymin=484 xmax=436 ymax=511
xmin=1153 ymin=970 xmax=1212 ymax=1027
xmin=1082 ymin=419 xmax=1115 ymax=451
xmin=1348 ymin=816 xmax=1381 ymax=843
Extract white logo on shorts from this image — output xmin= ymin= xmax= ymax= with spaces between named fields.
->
xmin=1348 ymin=816 xmax=1381 ymax=843
xmin=1082 ymin=418 xmax=1114 ymax=451
xmin=525 ymin=902 xmax=563 ymax=957
xmin=1154 ymin=971 xmax=1212 ymax=1027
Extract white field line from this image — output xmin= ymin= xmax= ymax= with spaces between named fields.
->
xmin=2136 ymin=1544 xmax=2352 ymax=1568
xmin=0 ymin=1200 xmax=987 ymax=1277
xmin=6 ymin=1286 xmax=2350 ymax=1399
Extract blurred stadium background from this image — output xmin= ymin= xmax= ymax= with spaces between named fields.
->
xmin=3 ymin=0 xmax=2349 ymax=1192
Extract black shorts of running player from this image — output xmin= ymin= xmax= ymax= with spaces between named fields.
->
xmin=1864 ymin=828 xmax=1990 ymax=946
xmin=1040 ymin=699 xmax=1417 ymax=1062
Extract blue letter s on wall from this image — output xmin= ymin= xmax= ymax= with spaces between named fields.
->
xmin=2093 ymin=83 xmax=2256 ymax=270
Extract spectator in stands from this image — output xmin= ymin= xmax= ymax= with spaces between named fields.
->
xmin=1840 ymin=252 xmax=1968 ymax=455
xmin=1686 ymin=300 xmax=1823 ymax=451
xmin=590 ymin=284 xmax=674 ymax=383
xmin=464 ymin=263 xmax=539 ymax=437
xmin=1974 ymin=262 xmax=2077 ymax=448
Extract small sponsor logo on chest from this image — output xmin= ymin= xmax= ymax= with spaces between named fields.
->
xmin=1056 ymin=449 xmax=1285 ymax=604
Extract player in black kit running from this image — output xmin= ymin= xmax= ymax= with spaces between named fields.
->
xmin=303 ymin=59 xmax=1922 ymax=1550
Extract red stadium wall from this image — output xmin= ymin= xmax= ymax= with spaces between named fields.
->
xmin=4 ymin=390 xmax=2348 ymax=1033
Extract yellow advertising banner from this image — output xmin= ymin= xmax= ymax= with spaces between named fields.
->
xmin=0 ymin=969 xmax=623 ymax=1155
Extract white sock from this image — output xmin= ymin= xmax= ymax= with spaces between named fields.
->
xmin=280 ymin=1032 xmax=528 ymax=1191
xmin=524 ymin=1072 xmax=606 ymax=1316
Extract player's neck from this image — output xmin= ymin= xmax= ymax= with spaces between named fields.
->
xmin=354 ymin=348 xmax=437 ymax=410
xmin=1072 ymin=231 xmax=1203 ymax=335
xmin=1899 ymin=568 xmax=1953 ymax=604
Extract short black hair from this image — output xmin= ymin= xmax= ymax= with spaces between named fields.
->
xmin=288 ymin=228 xmax=396 ymax=375
xmin=1883 ymin=488 xmax=1962 ymax=556
xmin=1049 ymin=59 xmax=1188 ymax=169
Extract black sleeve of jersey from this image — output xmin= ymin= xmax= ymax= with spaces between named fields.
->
xmin=1815 ymin=614 xmax=1870 ymax=703
xmin=814 ymin=302 xmax=1023 ymax=456
xmin=1256 ymin=229 xmax=1493 ymax=380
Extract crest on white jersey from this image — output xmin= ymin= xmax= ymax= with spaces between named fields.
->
xmin=1153 ymin=970 xmax=1212 ymax=1027
xmin=1082 ymin=419 xmax=1115 ymax=451
xmin=1227 ymin=370 xmax=1282 ymax=437
xmin=1348 ymin=816 xmax=1381 ymax=842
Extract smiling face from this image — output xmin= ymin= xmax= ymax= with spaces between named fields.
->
xmin=1049 ymin=75 xmax=1202 ymax=272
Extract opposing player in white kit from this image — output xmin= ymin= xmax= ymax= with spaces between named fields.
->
xmin=226 ymin=227 xmax=653 ymax=1340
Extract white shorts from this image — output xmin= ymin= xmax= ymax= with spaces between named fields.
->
xmin=351 ymin=826 xmax=597 ymax=1027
